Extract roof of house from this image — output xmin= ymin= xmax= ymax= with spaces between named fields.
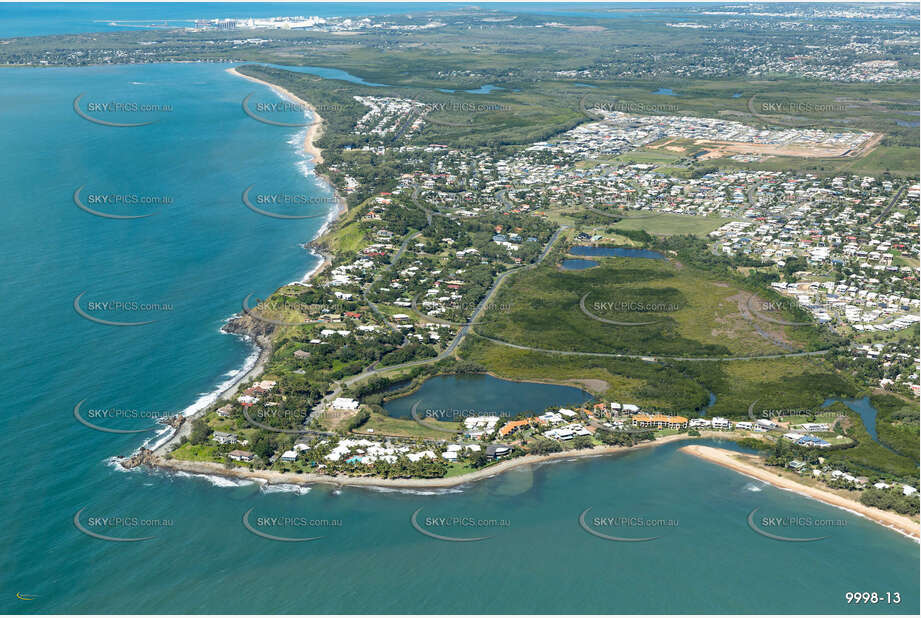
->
xmin=632 ymin=414 xmax=689 ymax=424
xmin=499 ymin=418 xmax=532 ymax=436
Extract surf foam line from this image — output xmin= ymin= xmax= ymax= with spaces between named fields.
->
xmin=143 ymin=329 xmax=262 ymax=453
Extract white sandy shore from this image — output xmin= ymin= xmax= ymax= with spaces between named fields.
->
xmin=227 ymin=66 xmax=326 ymax=164
xmin=227 ymin=65 xmax=347 ymax=232
xmin=155 ymin=432 xmax=740 ymax=489
xmin=148 ymin=67 xmax=346 ymax=457
xmin=683 ymin=444 xmax=920 ymax=540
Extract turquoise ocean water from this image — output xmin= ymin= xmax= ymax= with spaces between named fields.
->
xmin=0 ymin=49 xmax=918 ymax=618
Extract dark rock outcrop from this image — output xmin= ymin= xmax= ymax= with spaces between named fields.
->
xmin=120 ymin=448 xmax=156 ymax=469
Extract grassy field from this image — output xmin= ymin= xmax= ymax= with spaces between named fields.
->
xmin=842 ymin=145 xmax=921 ymax=177
xmin=610 ymin=214 xmax=734 ymax=236
xmin=775 ymin=411 xmax=841 ymax=426
xmin=611 ymin=149 xmax=684 ymax=165
xmin=694 ymin=144 xmax=919 ymax=178
xmin=320 ymin=207 xmax=369 ymax=254
xmin=169 ymin=443 xmax=221 ymax=462
xmin=473 ymin=255 xmax=817 ymax=358
xmin=353 ymin=411 xmax=458 ymax=440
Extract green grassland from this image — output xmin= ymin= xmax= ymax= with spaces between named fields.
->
xmin=775 ymin=411 xmax=841 ymax=426
xmin=691 ymin=144 xmax=919 ymax=178
xmin=473 ymin=255 xmax=819 ymax=357
xmin=353 ymin=411 xmax=458 ymax=440
xmin=610 ymin=214 xmax=734 ymax=236
xmin=840 ymin=145 xmax=921 ymax=177
xmin=170 ymin=443 xmax=222 ymax=463
xmin=323 ymin=216 xmax=370 ymax=254
xmin=610 ymin=149 xmax=684 ymax=165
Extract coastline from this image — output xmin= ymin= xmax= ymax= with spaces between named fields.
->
xmin=227 ymin=65 xmax=326 ymax=165
xmin=149 ymin=66 xmax=344 ymax=458
xmin=151 ymin=337 xmax=273 ymax=457
xmin=153 ymin=431 xmax=739 ymax=489
xmin=682 ymin=444 xmax=920 ymax=540
xmin=226 ymin=66 xmax=348 ymax=258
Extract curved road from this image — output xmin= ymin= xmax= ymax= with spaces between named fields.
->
xmin=338 ymin=225 xmax=567 ymax=389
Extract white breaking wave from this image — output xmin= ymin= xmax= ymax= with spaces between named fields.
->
xmin=294 ymin=158 xmax=315 ymax=178
xmin=140 ymin=424 xmax=174 ymax=452
xmin=177 ymin=337 xmax=261 ymax=419
xmin=260 ymin=483 xmax=312 ymax=495
xmin=172 ymin=471 xmax=256 ymax=488
xmin=105 ymin=456 xmax=137 ymax=473
xmin=142 ymin=335 xmax=261 ymax=453
xmin=744 ymin=482 xmax=765 ymax=492
xmin=360 ymin=486 xmax=464 ymax=496
xmin=288 ymin=127 xmax=308 ymax=149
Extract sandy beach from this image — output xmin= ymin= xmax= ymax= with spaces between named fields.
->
xmin=683 ymin=444 xmax=920 ymax=540
xmin=228 ymin=66 xmax=348 ymax=234
xmin=227 ymin=66 xmax=326 ymax=164
xmin=154 ymin=432 xmax=739 ymax=489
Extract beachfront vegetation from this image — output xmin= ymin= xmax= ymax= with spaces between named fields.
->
xmin=859 ymin=487 xmax=920 ymax=515
xmin=872 ymin=394 xmax=921 ymax=461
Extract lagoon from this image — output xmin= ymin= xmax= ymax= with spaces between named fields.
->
xmin=382 ymin=373 xmax=591 ymax=420
xmin=436 ymin=84 xmax=507 ymax=94
xmin=570 ymin=245 xmax=666 ymax=260
xmin=561 ymin=258 xmax=599 ymax=270
xmin=253 ymin=62 xmax=390 ymax=87
xmin=823 ymin=396 xmax=885 ymax=445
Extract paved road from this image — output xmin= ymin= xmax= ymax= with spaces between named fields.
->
xmin=411 ymin=186 xmax=434 ymax=225
xmin=873 ymin=184 xmax=906 ymax=225
xmin=746 ymin=183 xmax=758 ymax=208
xmin=339 ymin=225 xmax=567 ymax=388
xmin=495 ymin=188 xmax=514 ymax=209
